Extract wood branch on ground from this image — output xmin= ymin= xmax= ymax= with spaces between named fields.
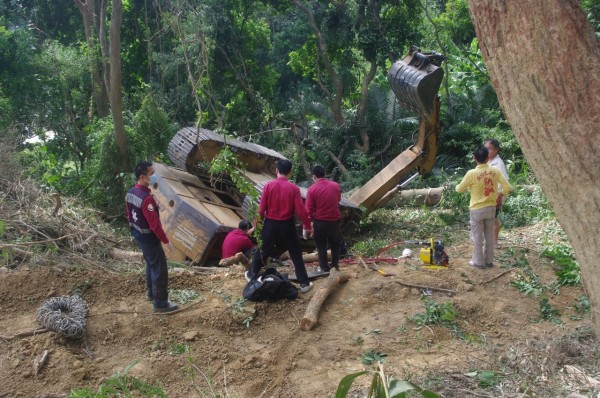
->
xmin=394 ymin=281 xmax=457 ymax=294
xmin=190 ymin=266 xmax=228 ymax=274
xmin=74 ymin=233 xmax=99 ymax=252
xmin=0 ymin=328 xmax=49 ymax=340
xmin=11 ymin=247 xmax=33 ymax=260
xmin=482 ymin=268 xmax=515 ymax=285
xmin=51 ymin=192 xmax=62 ymax=216
xmin=300 ymin=268 xmax=351 ymax=331
xmin=0 ymin=233 xmax=78 ymax=249
xmin=33 ymin=350 xmax=49 ymax=375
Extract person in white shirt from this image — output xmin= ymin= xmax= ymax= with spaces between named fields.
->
xmin=484 ymin=139 xmax=509 ymax=249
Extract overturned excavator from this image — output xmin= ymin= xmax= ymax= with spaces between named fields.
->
xmin=151 ymin=47 xmax=445 ymax=266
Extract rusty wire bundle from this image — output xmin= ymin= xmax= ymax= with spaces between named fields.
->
xmin=36 ymin=296 xmax=89 ymax=338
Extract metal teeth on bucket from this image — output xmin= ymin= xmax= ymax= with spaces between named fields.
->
xmin=387 ymin=49 xmax=445 ymax=118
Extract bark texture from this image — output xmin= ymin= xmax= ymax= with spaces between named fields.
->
xmin=468 ymin=0 xmax=600 ymax=335
xmin=300 ymin=269 xmax=350 ymax=331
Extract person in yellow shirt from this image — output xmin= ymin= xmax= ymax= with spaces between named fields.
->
xmin=456 ymin=145 xmax=512 ymax=269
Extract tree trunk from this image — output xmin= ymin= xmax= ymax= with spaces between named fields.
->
xmin=300 ymin=268 xmax=351 ymax=331
xmin=107 ymin=0 xmax=128 ymax=171
xmin=73 ymin=0 xmax=110 ymax=118
xmin=355 ymin=60 xmax=377 ymax=153
xmin=291 ymin=0 xmax=344 ymax=125
xmin=468 ymin=0 xmax=600 ymax=336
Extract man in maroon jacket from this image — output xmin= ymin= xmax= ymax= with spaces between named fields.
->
xmin=249 ymin=159 xmax=314 ymax=293
xmin=220 ymin=220 xmax=256 ymax=268
xmin=305 ymin=164 xmax=343 ymax=272
xmin=126 ymin=161 xmax=178 ymax=313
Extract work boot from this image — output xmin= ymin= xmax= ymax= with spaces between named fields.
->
xmin=153 ymin=302 xmax=179 ymax=313
xmin=300 ymin=282 xmax=313 ymax=293
xmin=146 ymin=291 xmax=153 ymax=301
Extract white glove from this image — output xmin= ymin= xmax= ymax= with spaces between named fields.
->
xmin=302 ymin=229 xmax=309 ymax=240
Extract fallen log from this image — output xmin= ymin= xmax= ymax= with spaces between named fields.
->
xmin=380 ymin=187 xmax=444 ymax=208
xmin=109 ymin=248 xmax=143 ymax=263
xmin=279 ymin=250 xmax=331 ymax=263
xmin=218 ymin=252 xmax=249 ymax=268
xmin=300 ymin=268 xmax=351 ymax=331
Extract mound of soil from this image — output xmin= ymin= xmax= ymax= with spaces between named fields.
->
xmin=1 ymin=226 xmax=598 ymax=397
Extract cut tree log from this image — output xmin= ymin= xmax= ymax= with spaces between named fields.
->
xmin=279 ymin=250 xmax=331 ymax=263
xmin=109 ymin=248 xmax=143 ymax=263
xmin=218 ymin=252 xmax=249 ymax=268
xmin=380 ymin=187 xmax=444 ymax=208
xmin=300 ymin=268 xmax=351 ymax=331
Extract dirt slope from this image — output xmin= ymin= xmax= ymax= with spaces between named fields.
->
xmin=1 ymin=226 xmax=599 ymax=397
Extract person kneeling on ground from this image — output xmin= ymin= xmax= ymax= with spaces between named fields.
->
xmin=219 ymin=220 xmax=256 ymax=269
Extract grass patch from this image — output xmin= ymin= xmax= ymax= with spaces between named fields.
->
xmin=68 ymin=362 xmax=166 ymax=397
xmin=168 ymin=289 xmax=200 ymax=305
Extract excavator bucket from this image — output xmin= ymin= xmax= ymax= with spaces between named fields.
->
xmin=387 ymin=47 xmax=445 ymax=118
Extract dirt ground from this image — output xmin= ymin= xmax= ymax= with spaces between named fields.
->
xmin=1 ymin=224 xmax=599 ymax=398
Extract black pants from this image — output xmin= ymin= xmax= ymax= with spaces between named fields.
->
xmin=313 ymin=219 xmax=343 ymax=271
xmin=251 ymin=218 xmax=309 ymax=285
xmin=135 ymin=237 xmax=169 ymax=308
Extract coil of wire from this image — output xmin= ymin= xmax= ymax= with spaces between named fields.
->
xmin=37 ymin=296 xmax=89 ymax=339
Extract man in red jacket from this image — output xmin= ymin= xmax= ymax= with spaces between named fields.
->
xmin=220 ymin=220 xmax=256 ymax=268
xmin=126 ymin=161 xmax=178 ymax=313
xmin=249 ymin=159 xmax=314 ymax=293
xmin=305 ymin=164 xmax=343 ymax=272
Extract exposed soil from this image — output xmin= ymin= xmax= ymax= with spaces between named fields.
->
xmin=1 ymin=224 xmax=599 ymax=397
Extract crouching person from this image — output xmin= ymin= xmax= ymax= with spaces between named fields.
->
xmin=219 ymin=220 xmax=257 ymax=269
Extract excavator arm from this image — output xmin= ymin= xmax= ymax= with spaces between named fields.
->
xmin=348 ymin=47 xmax=445 ymax=211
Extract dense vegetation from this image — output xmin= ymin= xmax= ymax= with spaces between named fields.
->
xmin=1 ymin=0 xmax=599 ymax=214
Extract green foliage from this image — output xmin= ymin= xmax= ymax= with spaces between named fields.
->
xmin=68 ymin=362 xmax=166 ymax=397
xmin=511 ymin=269 xmax=542 ymax=297
xmin=209 ymin=145 xmax=261 ymax=239
xmin=349 ymin=238 xmax=389 ymax=257
xmin=465 ymin=370 xmax=501 ymax=389
xmin=539 ymin=297 xmax=561 ymax=324
xmin=541 ymin=242 xmax=581 ymax=287
xmin=168 ymin=289 xmax=200 ymax=305
xmin=335 ymin=363 xmax=440 ymax=398
xmin=0 ymin=220 xmax=6 ymax=237
xmin=502 ymin=186 xmax=554 ymax=229
xmin=361 ymin=350 xmax=387 ymax=365
xmin=581 ymin=0 xmax=600 ymax=36
xmin=430 ymin=0 xmax=475 ymax=46
xmin=168 ymin=342 xmax=189 ymax=356
xmin=571 ymin=295 xmax=591 ymax=315
xmin=228 ymin=297 xmax=254 ymax=328
xmin=411 ymin=297 xmax=459 ymax=328
xmin=130 ymin=93 xmax=176 ymax=161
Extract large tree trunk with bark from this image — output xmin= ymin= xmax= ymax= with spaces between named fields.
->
xmin=107 ymin=0 xmax=128 ymax=171
xmin=468 ymin=0 xmax=600 ymax=336
xmin=73 ymin=0 xmax=110 ymax=118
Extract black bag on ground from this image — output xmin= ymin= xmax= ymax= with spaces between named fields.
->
xmin=243 ymin=268 xmax=298 ymax=302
